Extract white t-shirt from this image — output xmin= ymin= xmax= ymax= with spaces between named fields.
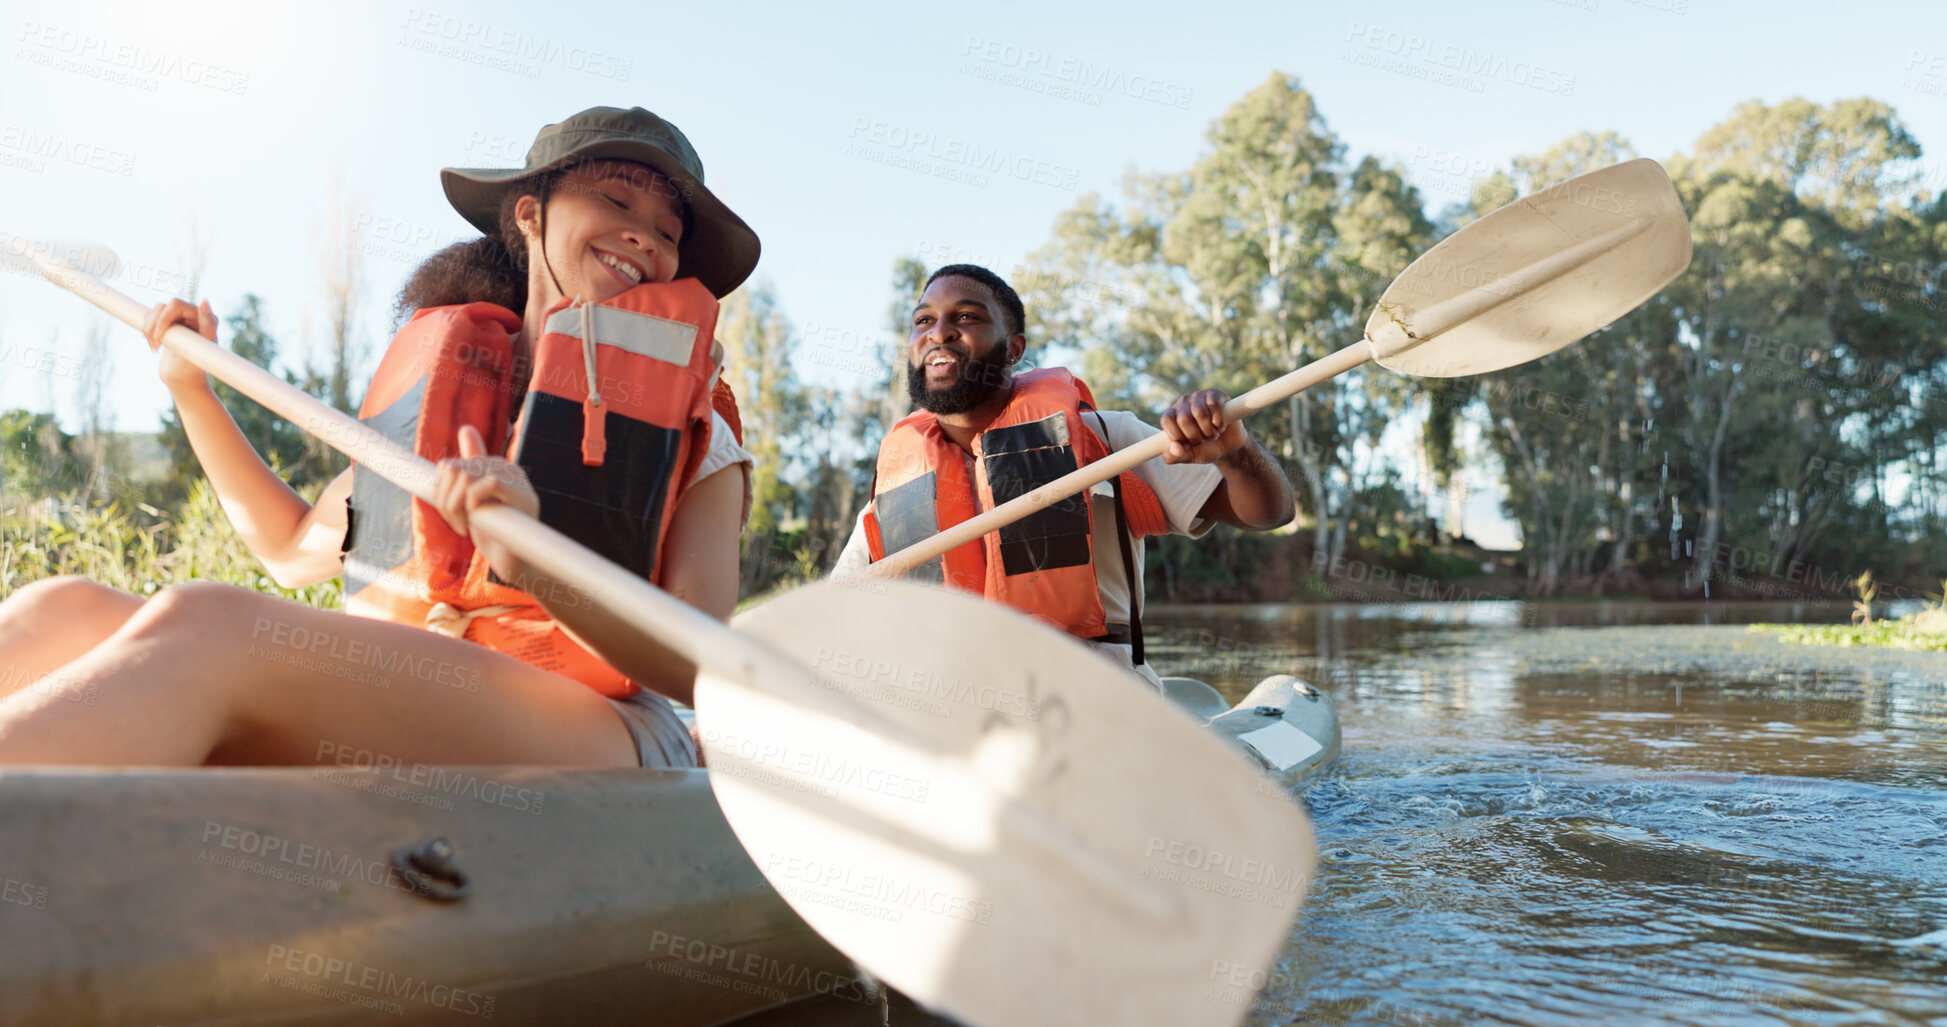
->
xmin=695 ymin=411 xmax=755 ymax=530
xmin=829 ymin=410 xmax=1222 ymax=687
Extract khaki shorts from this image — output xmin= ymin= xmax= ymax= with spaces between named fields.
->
xmin=606 ymin=688 xmax=698 ymax=768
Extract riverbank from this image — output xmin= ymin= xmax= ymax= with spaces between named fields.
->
xmin=1150 ymin=531 xmax=1942 ymax=609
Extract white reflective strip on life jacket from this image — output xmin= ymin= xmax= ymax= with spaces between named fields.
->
xmin=544 ymin=302 xmax=697 ymax=366
xmin=579 ymin=301 xmax=602 ymax=406
xmin=425 ymin=601 xmax=524 ymax=639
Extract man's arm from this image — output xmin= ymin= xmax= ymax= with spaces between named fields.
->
xmin=828 ymin=507 xmax=874 ymax=578
xmin=1159 ymin=389 xmax=1297 ymax=531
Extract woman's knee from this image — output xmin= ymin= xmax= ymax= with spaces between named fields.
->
xmin=0 ymin=575 xmax=130 ymax=628
xmin=121 ymin=582 xmax=266 ymax=644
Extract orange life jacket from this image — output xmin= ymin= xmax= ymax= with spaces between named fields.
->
xmin=863 ymin=368 xmax=1170 ymax=646
xmin=342 ymin=278 xmax=727 ymax=698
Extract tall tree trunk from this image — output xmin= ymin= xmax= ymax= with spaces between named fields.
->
xmin=1689 ymin=376 xmax=1739 ymax=588
xmin=1288 ymin=394 xmax=1330 ymax=568
xmin=74 ymin=320 xmax=113 ymax=502
xmin=1501 ymin=414 xmax=1559 ymax=595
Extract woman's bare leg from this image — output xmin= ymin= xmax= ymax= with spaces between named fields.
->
xmin=0 ymin=576 xmax=144 ymax=701
xmin=0 ymin=583 xmax=640 ymax=768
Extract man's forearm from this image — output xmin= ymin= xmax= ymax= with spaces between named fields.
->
xmin=1215 ymin=430 xmax=1297 ymax=530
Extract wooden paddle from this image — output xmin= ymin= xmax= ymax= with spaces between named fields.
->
xmin=16 ymin=246 xmax=1315 ymax=1026
xmin=0 ymin=236 xmax=122 ymax=285
xmin=848 ymin=157 xmax=1693 ymax=581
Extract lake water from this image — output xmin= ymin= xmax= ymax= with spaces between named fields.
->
xmin=1145 ymin=600 xmax=1947 ymax=1027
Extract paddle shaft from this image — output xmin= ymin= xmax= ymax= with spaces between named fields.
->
xmin=24 ymin=251 xmax=906 ymax=736
xmin=850 ymin=340 xmax=1372 ymax=581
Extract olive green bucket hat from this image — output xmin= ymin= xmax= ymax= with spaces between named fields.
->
xmin=441 ymin=106 xmax=760 ymax=298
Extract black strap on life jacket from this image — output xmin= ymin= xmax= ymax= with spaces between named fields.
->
xmin=1084 ymin=408 xmax=1146 ymax=668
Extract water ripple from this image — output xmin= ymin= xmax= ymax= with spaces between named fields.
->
xmin=1147 ymin=603 xmax=1947 ymax=1026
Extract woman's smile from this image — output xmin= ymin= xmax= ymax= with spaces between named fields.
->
xmin=593 ymin=248 xmax=648 ymax=287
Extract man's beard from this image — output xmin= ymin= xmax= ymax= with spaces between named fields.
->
xmin=907 ymin=347 xmax=1013 ymax=415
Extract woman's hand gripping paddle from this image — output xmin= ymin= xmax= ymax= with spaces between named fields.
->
xmin=848 ymin=157 xmax=1693 ymax=581
xmin=18 ymin=245 xmax=1316 ymax=1027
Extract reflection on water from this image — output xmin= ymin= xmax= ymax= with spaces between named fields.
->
xmin=1146 ymin=600 xmax=1947 ymax=1026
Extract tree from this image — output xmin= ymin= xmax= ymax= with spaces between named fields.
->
xmin=1662 ymin=98 xmax=1925 ymax=590
xmin=288 ymin=193 xmax=366 ymax=485
xmin=1021 ymin=73 xmax=1464 ymax=585
xmin=1023 ymin=73 xmax=1356 ymax=575
xmin=71 ymin=317 xmax=120 ymax=502
xmin=1462 ymin=102 xmax=1944 ymax=596
xmin=1474 ymin=133 xmax=1656 ymax=593
xmin=0 ymin=409 xmax=74 ymax=503
xmin=717 ymin=279 xmax=809 ymax=593
xmin=803 ymin=256 xmax=928 ymax=573
xmin=797 ymin=384 xmax=856 ymax=570
xmin=158 ymin=295 xmax=321 ymax=502
xmin=1324 ymin=154 xmax=1438 ymax=559
xmin=315 ymin=194 xmax=364 ymax=416
xmin=876 ymin=256 xmax=925 ymax=436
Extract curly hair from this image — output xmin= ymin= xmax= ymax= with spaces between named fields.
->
xmin=391 ymin=170 xmax=564 ymax=326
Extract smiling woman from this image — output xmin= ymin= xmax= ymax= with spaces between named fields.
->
xmin=391 ymin=160 xmax=693 ymax=342
xmin=0 ymin=106 xmax=760 ymax=771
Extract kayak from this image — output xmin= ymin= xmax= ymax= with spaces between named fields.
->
xmin=1164 ymin=674 xmax=1341 ymax=793
xmin=0 ymin=676 xmax=1337 ymax=1026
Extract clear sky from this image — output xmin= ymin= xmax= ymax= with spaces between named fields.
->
xmin=3 ymin=0 xmax=1941 ymax=547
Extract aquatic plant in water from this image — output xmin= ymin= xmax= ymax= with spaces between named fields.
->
xmin=1751 ymin=571 xmax=1947 ymax=652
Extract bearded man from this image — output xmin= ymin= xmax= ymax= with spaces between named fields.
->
xmin=830 ymin=264 xmax=1297 ymax=688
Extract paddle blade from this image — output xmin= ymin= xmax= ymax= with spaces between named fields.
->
xmin=0 ymin=235 xmax=121 ymax=281
xmin=698 ymin=581 xmax=1316 ymax=1027
xmin=1367 ymin=157 xmax=1690 ymax=377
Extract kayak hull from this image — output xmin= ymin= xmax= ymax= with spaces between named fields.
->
xmin=0 ymin=766 xmax=855 ymax=1026
xmin=0 ymin=678 xmax=1338 ymax=1026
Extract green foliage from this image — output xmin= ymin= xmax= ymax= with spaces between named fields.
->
xmin=1461 ymin=100 xmax=1946 ymax=598
xmin=0 ymin=410 xmax=76 ymax=502
xmin=719 ymin=280 xmax=806 ymax=548
xmin=1 ymin=478 xmax=341 ymax=606
xmin=1407 ymin=549 xmax=1487 ymax=581
xmin=157 ymin=295 xmax=345 ymax=504
xmin=1292 ymin=572 xmax=1332 ymax=602
xmin=1420 ymin=377 xmax=1473 ymax=488
xmin=1012 ymin=81 xmax=1947 ymax=601
xmin=1749 ymin=574 xmax=1947 ymax=651
xmin=717 ymin=278 xmax=887 ymax=597
xmin=732 ymin=528 xmax=829 ymax=612
xmin=875 ymin=256 xmax=927 ymax=434
xmin=1749 ymin=619 xmax=1947 ymax=652
xmin=1019 ymin=73 xmax=1438 ymax=574
xmin=1 ymin=500 xmax=166 ymax=596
